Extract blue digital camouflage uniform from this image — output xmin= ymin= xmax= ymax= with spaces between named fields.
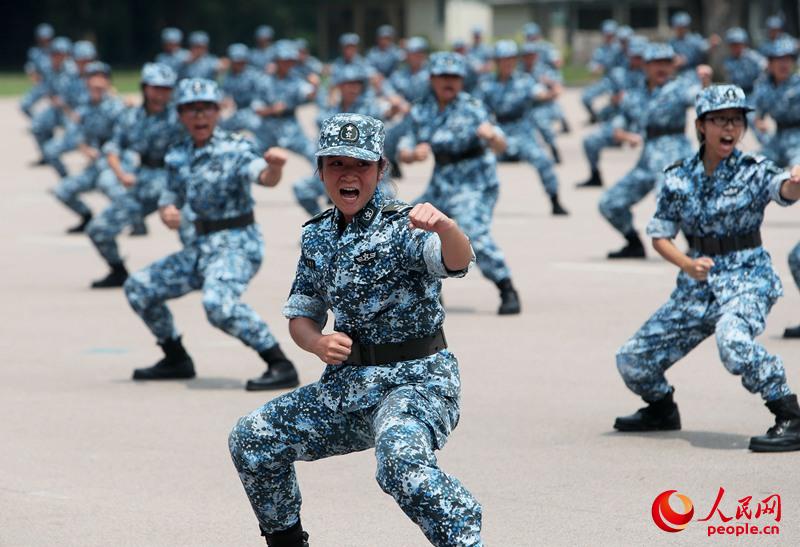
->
xmin=124 ymin=118 xmax=279 ymax=353
xmin=155 ymin=28 xmax=189 ymax=74
xmin=474 ymin=44 xmax=559 ymax=198
xmin=366 ymin=42 xmax=405 ymax=77
xmin=53 ymin=79 xmax=129 ymax=218
xmin=669 ymin=13 xmax=710 ymax=79
xmin=87 ymin=63 xmax=186 ymax=266
xmin=582 ymin=39 xmax=648 ymax=173
xmin=229 ymin=113 xmax=483 ymax=546
xmin=178 ymin=32 xmax=219 ymax=81
xmin=219 ymin=44 xmax=261 ymax=133
xmin=249 ymin=25 xmax=275 ymax=71
xmin=399 ymin=53 xmax=511 ymax=284
xmin=293 ymin=65 xmax=388 ymax=215
xmin=526 ymin=53 xmax=564 ymax=154
xmin=581 ymin=20 xmax=623 ymax=117
xmin=752 ymin=38 xmax=800 ymax=168
xmin=21 ymin=25 xmax=54 ymax=118
xmin=617 ymin=87 xmax=794 ymax=402
xmin=599 ymin=44 xmax=700 ymax=238
xmin=292 ymin=39 xmax=323 ymax=82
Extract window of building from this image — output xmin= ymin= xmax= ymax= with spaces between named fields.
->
xmin=576 ymin=6 xmax=614 ymax=31
xmin=630 ymin=5 xmax=659 ymax=28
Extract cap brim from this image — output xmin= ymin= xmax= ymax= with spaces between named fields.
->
xmin=430 ymin=70 xmax=466 ymax=77
xmin=700 ymin=103 xmax=754 ymax=115
xmin=316 ymin=146 xmax=380 ymax=161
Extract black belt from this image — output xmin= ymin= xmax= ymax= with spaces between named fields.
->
xmin=344 ymin=329 xmax=447 ymax=366
xmin=777 ymin=120 xmax=800 ymax=132
xmin=434 ymin=145 xmax=485 ymax=166
xmin=194 ymin=211 xmax=255 ymax=236
xmin=140 ymin=156 xmax=165 ymax=168
xmin=688 ymin=230 xmax=761 ymax=256
xmin=496 ymin=111 xmax=525 ymax=124
xmin=646 ymin=126 xmax=685 ymax=139
xmin=273 ymin=109 xmax=296 ymax=118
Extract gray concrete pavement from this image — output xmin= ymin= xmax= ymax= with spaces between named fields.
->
xmin=1 ymin=90 xmax=799 ymax=546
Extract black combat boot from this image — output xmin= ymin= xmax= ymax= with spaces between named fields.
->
xmin=607 ymin=231 xmax=646 ymax=259
xmin=561 ymin=117 xmax=571 ymax=134
xmin=90 ymin=262 xmax=129 ymax=288
xmin=549 ymin=144 xmax=562 ymax=164
xmin=129 ymin=221 xmax=148 ymax=236
xmin=132 ymin=336 xmax=196 ymax=380
xmin=66 ymin=213 xmax=92 ymax=234
xmin=496 ymin=278 xmax=521 ymax=315
xmin=390 ymin=159 xmax=403 ymax=179
xmin=246 ymin=345 xmax=300 ymax=391
xmin=263 ymin=520 xmax=309 ymax=547
xmin=749 ymin=394 xmax=800 ymax=452
xmin=614 ymin=389 xmax=681 ymax=431
xmin=783 ymin=325 xmax=800 ymax=338
xmin=576 ymin=168 xmax=603 ymax=188
xmin=550 ymin=195 xmax=569 ymax=216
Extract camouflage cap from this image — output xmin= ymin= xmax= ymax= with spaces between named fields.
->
xmin=429 ymin=51 xmax=467 ymax=77
xmin=161 ymin=27 xmax=183 ymax=44
xmin=493 ymin=40 xmax=519 ymax=59
xmin=377 ymin=25 xmax=395 ymax=38
xmin=451 ymin=38 xmax=467 ymax=50
xmin=227 ymin=43 xmax=249 ymax=62
xmin=671 ymin=11 xmax=691 ymax=28
xmin=333 ymin=64 xmax=370 ymax=85
xmin=188 ymin=31 xmax=209 ymax=47
xmin=51 ymin=37 xmax=72 ymax=55
xmin=295 ymin=38 xmax=309 ymax=50
xmin=84 ymin=61 xmax=111 ymax=77
xmin=628 ymin=37 xmax=649 ymax=58
xmin=141 ymin=62 xmax=177 ymax=87
xmin=273 ymin=40 xmax=300 ymax=61
xmin=695 ymin=84 xmax=753 ymax=117
xmin=175 ymin=78 xmax=222 ymax=106
xmin=766 ymin=15 xmax=784 ymax=31
xmin=601 ymin=20 xmax=618 ymax=35
xmin=73 ymin=40 xmax=96 ymax=61
xmin=339 ymin=33 xmax=360 ymax=47
xmin=471 ymin=25 xmax=483 ymax=35
xmin=523 ymin=22 xmax=541 ymax=39
xmin=765 ymin=36 xmax=798 ymax=58
xmin=617 ymin=25 xmax=634 ymax=41
xmin=255 ymin=25 xmax=274 ymax=40
xmin=406 ymin=36 xmax=428 ymax=53
xmin=643 ymin=43 xmax=675 ymax=62
xmin=725 ymin=27 xmax=748 ymax=44
xmin=35 ymin=23 xmax=54 ymax=40
xmin=316 ymin=113 xmax=385 ymax=162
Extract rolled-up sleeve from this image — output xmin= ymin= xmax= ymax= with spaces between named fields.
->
xmin=768 ymin=170 xmax=795 ymax=207
xmin=646 ymin=181 xmax=682 ymax=239
xmin=283 ymin=253 xmax=328 ymax=326
xmin=403 ymin=226 xmax=474 ymax=278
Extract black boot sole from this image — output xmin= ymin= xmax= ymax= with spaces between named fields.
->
xmin=749 ymin=438 xmax=800 ymax=452
xmin=245 ymin=376 xmax=300 ymax=391
xmin=132 ymin=369 xmax=196 ymax=380
xmin=614 ymin=420 xmax=681 ymax=432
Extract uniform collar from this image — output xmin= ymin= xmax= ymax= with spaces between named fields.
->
xmin=695 ymin=146 xmax=742 ymax=178
xmin=332 ymin=186 xmax=385 ymax=235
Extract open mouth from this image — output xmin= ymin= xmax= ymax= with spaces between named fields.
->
xmin=194 ymin=123 xmax=210 ymax=131
xmin=720 ymin=136 xmax=734 ymax=146
xmin=339 ymin=187 xmax=360 ymax=203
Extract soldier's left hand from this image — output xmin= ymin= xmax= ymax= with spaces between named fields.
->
xmin=408 ymin=202 xmax=456 ymax=234
xmin=159 ymin=205 xmax=181 ymax=231
xmin=264 ymin=147 xmax=288 ymax=168
xmin=696 ymin=64 xmax=713 ymax=85
xmin=476 ymin=121 xmax=497 ymax=142
xmin=789 ymin=165 xmax=800 ymax=185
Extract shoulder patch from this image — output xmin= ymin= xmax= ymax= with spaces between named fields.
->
xmin=382 ymin=202 xmax=413 ymax=216
xmin=663 ymin=159 xmax=685 ymax=174
xmin=741 ymin=153 xmax=766 ymax=164
xmin=302 ymin=208 xmax=334 ymax=227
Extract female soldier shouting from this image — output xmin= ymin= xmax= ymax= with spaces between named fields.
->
xmin=229 ymin=113 xmax=483 ymax=546
xmin=613 ymin=85 xmax=800 ymax=452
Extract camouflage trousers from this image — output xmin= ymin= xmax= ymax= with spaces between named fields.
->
xmin=229 ymin=382 xmax=483 ymax=546
xmin=20 ymin=82 xmax=47 ymax=118
xmin=86 ymin=167 xmax=167 ymax=264
xmin=499 ymin=124 xmax=559 ymax=197
xmin=788 ymin=241 xmax=800 ymax=294
xmin=530 ymin=104 xmax=558 ymax=149
xmin=617 ymin=281 xmax=791 ymax=402
xmin=581 ymin=78 xmax=609 ymax=115
xmin=52 ymin=156 xmax=131 ymax=218
xmin=582 ymin=122 xmax=619 ymax=171
xmin=599 ymin=135 xmax=692 ymax=235
xmin=30 ymin=105 xmax=66 ymax=156
xmin=417 ymin=181 xmax=511 ymax=283
xmin=123 ymin=224 xmax=277 ymax=352
xmin=42 ymin=122 xmax=81 ymax=177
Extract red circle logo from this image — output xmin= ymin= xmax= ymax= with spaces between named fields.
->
xmin=652 ymin=490 xmax=695 ymax=533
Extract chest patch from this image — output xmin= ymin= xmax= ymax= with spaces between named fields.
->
xmin=354 ymin=250 xmax=378 ymax=265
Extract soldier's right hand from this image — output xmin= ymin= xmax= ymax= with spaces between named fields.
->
xmin=413 ymin=143 xmax=431 ymax=162
xmin=313 ymin=332 xmax=353 ymax=365
xmin=682 ymin=256 xmax=715 ymax=281
xmin=118 ymin=171 xmax=137 ymax=188
xmin=159 ymin=205 xmax=181 ymax=230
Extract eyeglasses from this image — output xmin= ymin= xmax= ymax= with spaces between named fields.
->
xmin=705 ymin=114 xmax=746 ymax=128
xmin=179 ymin=103 xmax=218 ymax=116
